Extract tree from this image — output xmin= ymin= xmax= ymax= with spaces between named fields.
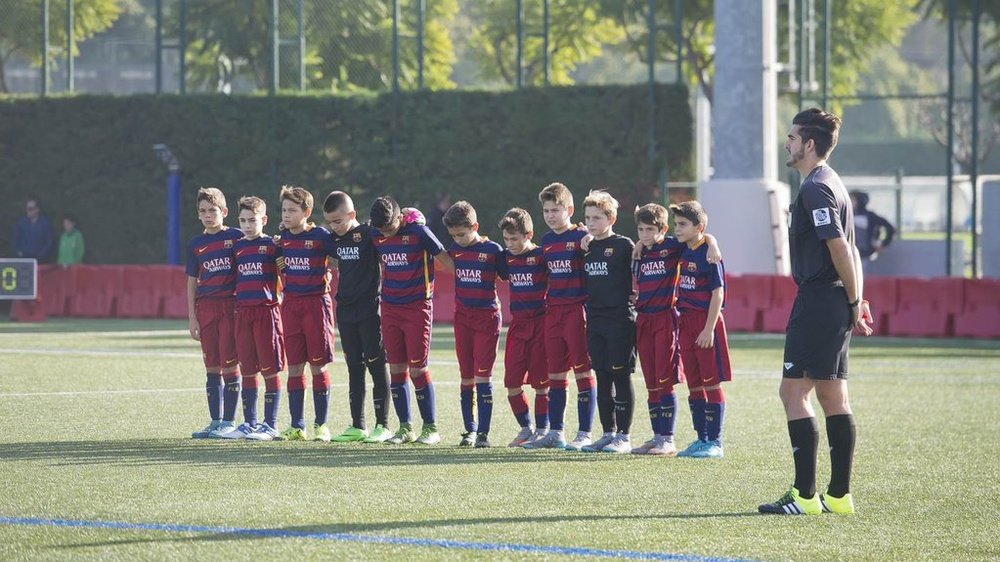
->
xmin=0 ymin=0 xmax=123 ymax=92
xmin=464 ymin=0 xmax=625 ymax=87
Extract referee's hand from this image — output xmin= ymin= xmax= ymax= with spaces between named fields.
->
xmin=853 ymin=301 xmax=873 ymax=336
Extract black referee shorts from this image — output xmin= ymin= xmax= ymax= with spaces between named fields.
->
xmin=782 ymin=284 xmax=852 ymax=380
xmin=586 ymin=312 xmax=637 ymax=374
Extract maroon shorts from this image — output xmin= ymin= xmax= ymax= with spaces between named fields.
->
xmin=544 ymin=303 xmax=592 ymax=374
xmin=195 ymin=297 xmax=237 ymax=370
xmin=281 ymin=293 xmax=335 ymax=367
xmin=676 ymin=309 xmax=732 ymax=386
xmin=381 ymin=300 xmax=432 ymax=368
xmin=454 ymin=305 xmax=501 ymax=381
xmin=636 ymin=310 xmax=685 ymax=389
xmin=236 ymin=304 xmax=286 ymax=375
xmin=504 ymin=314 xmax=549 ymax=389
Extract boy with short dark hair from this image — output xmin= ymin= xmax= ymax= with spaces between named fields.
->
xmin=187 ymin=187 xmax=244 ymax=438
xmin=580 ymin=190 xmax=637 ymax=453
xmin=523 ymin=182 xmax=597 ymax=451
xmin=443 ymin=201 xmax=505 ymax=448
xmin=670 ymin=200 xmax=732 ymax=459
xmin=323 ymin=191 xmax=393 ymax=444
xmin=370 ymin=196 xmax=454 ymax=445
xmin=275 ymin=185 xmax=336 ymax=442
xmin=497 ymin=208 xmax=550 ymax=447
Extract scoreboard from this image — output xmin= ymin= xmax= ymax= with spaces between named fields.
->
xmin=0 ymin=259 xmax=37 ymax=300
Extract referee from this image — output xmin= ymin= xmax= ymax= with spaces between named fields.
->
xmin=759 ymin=108 xmax=873 ymax=516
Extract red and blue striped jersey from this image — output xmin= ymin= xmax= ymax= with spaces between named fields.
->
xmin=675 ymin=239 xmax=726 ymax=312
xmin=497 ymin=247 xmax=548 ymax=319
xmin=234 ymin=235 xmax=281 ymax=307
xmin=372 ymin=223 xmax=445 ymax=305
xmin=542 ymin=225 xmax=588 ymax=305
xmin=276 ymin=225 xmax=334 ymax=298
xmin=450 ymin=238 xmax=504 ymax=310
xmin=185 ymin=227 xmax=242 ymax=300
xmin=634 ymin=237 xmax=686 ymax=314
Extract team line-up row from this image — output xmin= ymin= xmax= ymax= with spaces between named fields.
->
xmin=186 ymin=181 xmax=731 ymax=458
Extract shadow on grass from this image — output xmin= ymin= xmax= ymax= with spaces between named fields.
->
xmin=0 ymin=438 xmax=662 ymax=469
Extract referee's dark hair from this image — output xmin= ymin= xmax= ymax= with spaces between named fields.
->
xmin=792 ymin=107 xmax=841 ymax=159
xmin=669 ymin=200 xmax=708 ymax=228
xmin=369 ymin=196 xmax=400 ymax=229
xmin=442 ymin=201 xmax=477 ymax=229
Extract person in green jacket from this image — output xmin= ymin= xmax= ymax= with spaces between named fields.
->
xmin=57 ymin=215 xmax=85 ymax=267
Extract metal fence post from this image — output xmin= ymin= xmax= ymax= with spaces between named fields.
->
xmin=298 ymin=0 xmax=306 ymax=91
xmin=41 ymin=0 xmax=50 ymax=96
xmin=945 ymin=0 xmax=955 ymax=275
xmin=543 ymin=0 xmax=550 ymax=86
xmin=822 ymin=0 xmax=830 ymax=109
xmin=418 ymin=0 xmax=426 ymax=89
xmin=647 ymin=0 xmax=656 ymax=179
xmin=66 ymin=0 xmax=73 ymax=92
xmin=971 ymin=0 xmax=981 ymax=277
xmin=271 ymin=0 xmax=279 ymax=95
xmin=155 ymin=0 xmax=162 ymax=93
xmin=179 ymin=0 xmax=186 ymax=94
xmin=392 ymin=0 xmax=400 ymax=93
xmin=516 ymin=0 xmax=524 ymax=88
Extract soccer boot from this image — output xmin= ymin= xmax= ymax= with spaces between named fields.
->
xmin=507 ymin=426 xmax=535 ymax=448
xmin=213 ymin=422 xmax=256 ymax=439
xmin=522 ymin=430 xmax=567 ymax=449
xmin=276 ymin=426 xmax=306 ymax=441
xmin=245 ymin=423 xmax=278 ymax=441
xmin=690 ymin=439 xmax=724 ymax=458
xmin=631 ymin=438 xmax=658 ymax=455
xmin=312 ymin=423 xmax=332 ymax=442
xmin=386 ymin=423 xmax=416 ymax=445
xmin=602 ymin=433 xmax=632 ymax=454
xmin=332 ymin=426 xmax=368 ymax=443
xmin=564 ymin=431 xmax=593 ymax=451
xmin=646 ymin=436 xmax=678 ymax=457
xmin=758 ymin=487 xmax=823 ymax=515
xmin=474 ymin=432 xmax=491 ymax=448
xmin=362 ymin=424 xmax=393 ymax=443
xmin=581 ymin=432 xmax=616 ymax=453
xmin=415 ymin=423 xmax=441 ymax=445
xmin=191 ymin=420 xmax=222 ymax=439
xmin=458 ymin=432 xmax=475 ymax=447
xmin=676 ymin=439 xmax=709 ymax=457
xmin=207 ymin=421 xmax=236 ymax=439
xmin=820 ymin=492 xmax=856 ymax=515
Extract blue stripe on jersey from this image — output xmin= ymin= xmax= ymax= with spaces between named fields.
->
xmin=277 ymin=225 xmax=333 ymax=297
xmin=499 ymin=247 xmax=547 ymax=319
xmin=450 ymin=238 xmax=503 ymax=310
xmin=675 ymin=239 xmax=726 ymax=312
xmin=186 ymin=227 xmax=242 ymax=299
xmin=234 ymin=235 xmax=281 ymax=307
xmin=542 ymin=226 xmax=587 ymax=305
xmin=635 ymin=237 xmax=685 ymax=314
xmin=373 ymin=223 xmax=445 ymax=305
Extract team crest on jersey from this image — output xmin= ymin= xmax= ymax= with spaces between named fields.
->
xmin=604 ymin=247 xmax=614 ymax=257
xmin=660 ymin=250 xmax=671 ymax=257
xmin=479 ymin=253 xmax=488 ymax=262
xmin=566 ymin=242 xmax=575 ymax=250
xmin=259 ymin=245 xmax=268 ymax=254
xmin=402 ymin=235 xmax=411 ymax=244
xmin=353 ymin=232 xmax=363 ymax=243
xmin=305 ymin=240 xmax=314 ymax=249
xmin=527 ymin=256 xmax=537 ymax=265
xmin=687 ymin=262 xmax=698 ymax=272
xmin=224 ymin=239 xmax=234 ymax=248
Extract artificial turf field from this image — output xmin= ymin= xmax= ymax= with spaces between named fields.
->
xmin=0 ymin=318 xmax=997 ymax=561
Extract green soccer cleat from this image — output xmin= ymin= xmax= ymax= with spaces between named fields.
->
xmin=415 ymin=423 xmax=441 ymax=445
xmin=820 ymin=492 xmax=856 ymax=515
xmin=458 ymin=432 xmax=475 ymax=447
xmin=276 ymin=426 xmax=306 ymax=441
xmin=312 ymin=423 xmax=331 ymax=442
xmin=758 ymin=487 xmax=823 ymax=515
xmin=363 ymin=424 xmax=393 ymax=443
xmin=676 ymin=439 xmax=709 ymax=457
xmin=192 ymin=420 xmax=222 ymax=439
xmin=332 ymin=426 xmax=368 ymax=443
xmin=386 ymin=423 xmax=415 ymax=445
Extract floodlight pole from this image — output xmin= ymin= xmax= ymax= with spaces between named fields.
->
xmin=154 ymin=144 xmax=182 ymax=265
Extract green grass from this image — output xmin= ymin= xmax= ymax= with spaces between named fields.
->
xmin=1 ymin=319 xmax=998 ymax=561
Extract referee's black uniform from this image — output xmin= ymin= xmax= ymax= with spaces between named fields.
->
xmin=331 ymin=223 xmax=389 ymax=429
xmin=584 ymin=234 xmax=637 ymax=435
xmin=784 ymin=165 xmax=855 ymax=380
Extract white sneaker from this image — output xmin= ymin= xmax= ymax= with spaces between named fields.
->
xmin=602 ymin=433 xmax=632 ymax=454
xmin=564 ymin=431 xmax=593 ymax=451
xmin=215 ymin=422 xmax=256 ymax=439
xmin=522 ymin=430 xmax=566 ymax=449
xmin=245 ymin=423 xmax=278 ymax=441
xmin=647 ymin=435 xmax=678 ymax=456
xmin=631 ymin=437 xmax=658 ymax=455
xmin=582 ymin=432 xmax=616 ymax=452
xmin=208 ymin=421 xmax=237 ymax=439
xmin=508 ymin=426 xmax=535 ymax=447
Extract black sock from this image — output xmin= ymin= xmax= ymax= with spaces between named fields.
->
xmin=347 ymin=361 xmax=367 ymax=429
xmin=368 ymin=355 xmax=390 ymax=426
xmin=826 ymin=414 xmax=856 ymax=497
xmin=788 ymin=417 xmax=820 ymax=498
xmin=596 ymin=371 xmax=616 ymax=434
xmin=611 ymin=368 xmax=634 ymax=434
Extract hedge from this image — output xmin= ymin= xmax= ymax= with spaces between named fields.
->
xmin=0 ymin=84 xmax=691 ymax=263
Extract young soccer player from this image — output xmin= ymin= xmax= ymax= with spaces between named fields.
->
xmin=370 ymin=196 xmax=454 ymax=445
xmin=631 ymin=204 xmax=721 ymax=456
xmin=580 ymin=190 xmax=637 ymax=454
xmin=496 ymin=208 xmax=550 ymax=447
xmin=442 ymin=201 xmax=504 ymax=448
xmin=671 ymin=201 xmax=732 ymax=459
xmin=323 ymin=191 xmax=393 ymax=444
xmin=523 ymin=182 xmax=597 ymax=451
xmin=217 ymin=196 xmax=286 ymax=440
xmin=187 ymin=187 xmax=243 ymax=438
xmin=274 ymin=185 xmax=336 ymax=442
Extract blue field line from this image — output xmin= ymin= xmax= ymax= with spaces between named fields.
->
xmin=0 ymin=515 xmax=755 ymax=561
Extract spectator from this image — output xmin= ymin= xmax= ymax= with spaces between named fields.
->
xmin=14 ymin=198 xmax=54 ymax=262
xmin=850 ymin=190 xmax=895 ymax=262
xmin=57 ymin=214 xmax=85 ymax=267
